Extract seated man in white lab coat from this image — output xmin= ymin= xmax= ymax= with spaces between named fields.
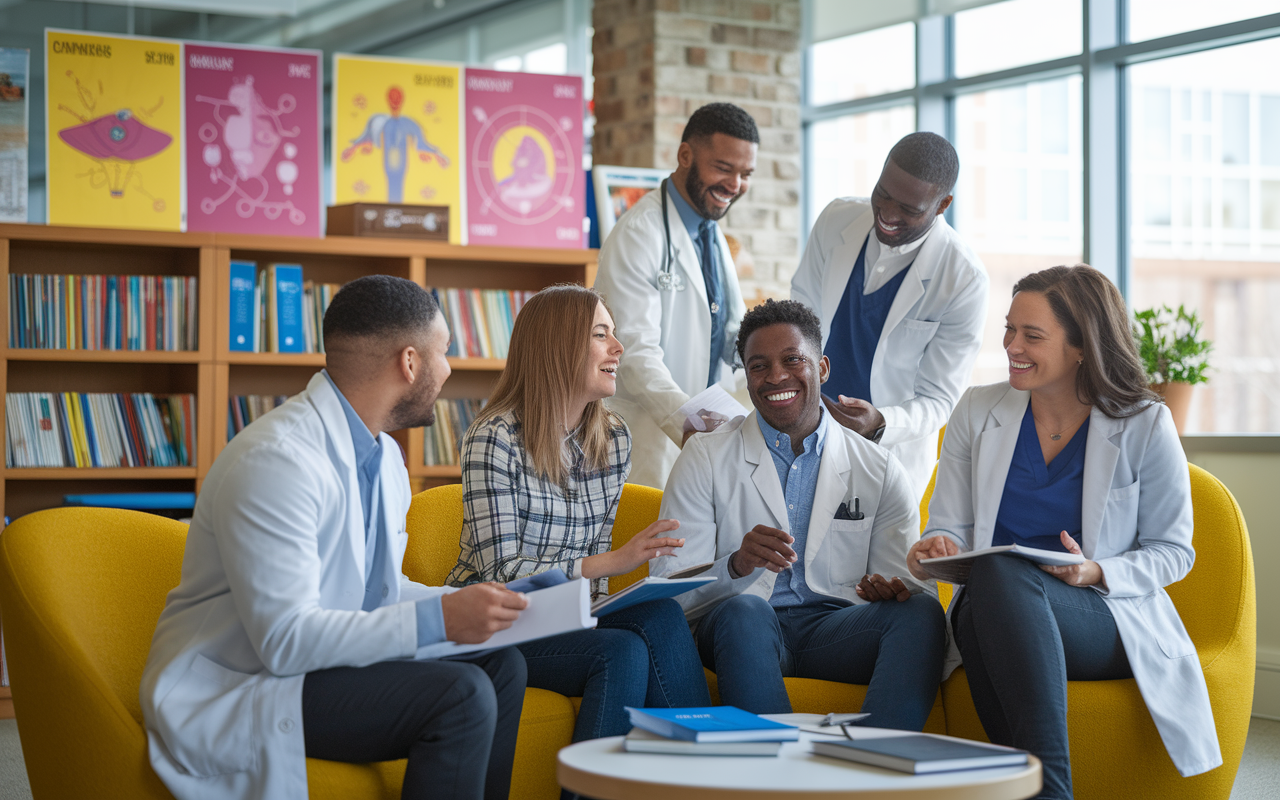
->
xmin=651 ymin=300 xmax=945 ymax=729
xmin=792 ymin=132 xmax=988 ymax=499
xmin=140 ymin=276 xmax=530 ymax=800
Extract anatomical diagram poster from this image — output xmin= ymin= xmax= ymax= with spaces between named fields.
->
xmin=0 ymin=48 xmax=28 ymax=223
xmin=332 ymin=54 xmax=462 ymax=243
xmin=464 ymin=68 xmax=584 ymax=249
xmin=46 ymin=30 xmax=182 ymax=231
xmin=185 ymin=43 xmax=322 ymax=237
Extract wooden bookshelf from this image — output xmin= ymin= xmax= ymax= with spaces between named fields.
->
xmin=0 ymin=222 xmax=597 ymax=518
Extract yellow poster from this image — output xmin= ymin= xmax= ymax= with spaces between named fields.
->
xmin=45 ymin=30 xmax=182 ymax=231
xmin=332 ymin=54 xmax=462 ymax=243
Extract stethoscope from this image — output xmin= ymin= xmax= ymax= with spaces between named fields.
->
xmin=656 ymin=179 xmax=687 ymax=293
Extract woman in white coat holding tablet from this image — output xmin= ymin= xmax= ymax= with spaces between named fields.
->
xmin=908 ymin=265 xmax=1220 ymax=800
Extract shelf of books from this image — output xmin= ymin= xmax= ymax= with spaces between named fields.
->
xmin=1 ymin=222 xmax=596 ymax=521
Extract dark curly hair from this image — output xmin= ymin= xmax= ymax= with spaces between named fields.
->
xmin=735 ymin=299 xmax=823 ymax=362
xmin=323 ymin=274 xmax=438 ymax=342
xmin=681 ymin=103 xmax=760 ymax=145
xmin=886 ymin=132 xmax=959 ymax=198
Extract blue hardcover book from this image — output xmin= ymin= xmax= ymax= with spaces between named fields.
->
xmin=63 ymin=492 xmax=196 ymax=510
xmin=228 ymin=260 xmax=257 ymax=351
xmin=626 ymin=707 xmax=800 ymax=743
xmin=590 ymin=574 xmax=716 ymax=617
xmin=272 ymin=264 xmax=306 ymax=353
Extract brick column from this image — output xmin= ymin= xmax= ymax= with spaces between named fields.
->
xmin=592 ymin=0 xmax=802 ymax=301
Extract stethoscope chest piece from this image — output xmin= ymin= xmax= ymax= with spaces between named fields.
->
xmin=657 ymin=270 xmax=686 ymax=292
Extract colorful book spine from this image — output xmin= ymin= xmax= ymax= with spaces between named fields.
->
xmin=422 ymin=398 xmax=488 ymax=466
xmin=228 ymin=260 xmax=257 ymax=352
xmin=427 ymin=288 xmax=536 ymax=359
xmin=226 ymin=395 xmax=292 ymax=440
xmin=4 ymin=392 xmax=196 ymax=468
xmin=6 ymin=274 xmax=197 ymax=351
xmin=271 ymin=264 xmax=306 ymax=354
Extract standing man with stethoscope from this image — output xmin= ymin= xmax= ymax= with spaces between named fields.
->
xmin=594 ymin=103 xmax=758 ymax=489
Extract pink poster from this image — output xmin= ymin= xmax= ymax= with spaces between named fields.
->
xmin=184 ymin=43 xmax=322 ymax=237
xmin=464 ymin=68 xmax=584 ymax=249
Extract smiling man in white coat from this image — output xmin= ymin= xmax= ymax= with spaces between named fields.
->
xmin=594 ymin=103 xmax=756 ymax=489
xmin=140 ymin=276 xmax=530 ymax=800
xmin=651 ymin=300 xmax=945 ymax=728
xmin=792 ymin=132 xmax=988 ymax=498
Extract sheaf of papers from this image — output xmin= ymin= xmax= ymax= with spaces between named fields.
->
xmin=919 ymin=544 xmax=1084 ymax=584
xmin=414 ymin=577 xmax=597 ymax=660
xmin=678 ymin=385 xmax=749 ymax=432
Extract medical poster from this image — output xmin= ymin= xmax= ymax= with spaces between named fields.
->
xmin=46 ymin=30 xmax=182 ymax=231
xmin=185 ymin=43 xmax=322 ymax=237
xmin=464 ymin=68 xmax=584 ymax=249
xmin=332 ymin=54 xmax=462 ymax=243
xmin=0 ymin=48 xmax=28 ymax=223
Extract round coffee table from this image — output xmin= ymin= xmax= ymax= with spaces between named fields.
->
xmin=557 ymin=731 xmax=1042 ymax=800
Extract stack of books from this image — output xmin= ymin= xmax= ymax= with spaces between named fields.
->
xmin=812 ymin=735 xmax=1029 ymax=773
xmin=623 ymin=707 xmax=800 ymax=756
xmin=9 ymin=273 xmax=198 ymax=351
xmin=227 ymin=394 xmax=292 ymax=440
xmin=227 ymin=260 xmax=341 ymax=354
xmin=5 ymin=392 xmax=196 ymax=468
xmin=423 ymin=398 xmax=486 ymax=466
xmin=431 ymin=288 xmax=537 ymax=359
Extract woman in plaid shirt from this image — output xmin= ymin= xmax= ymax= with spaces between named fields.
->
xmin=447 ymin=285 xmax=711 ymax=744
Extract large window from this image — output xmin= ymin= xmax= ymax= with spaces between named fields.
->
xmin=803 ymin=0 xmax=1280 ymax=432
xmin=1128 ymin=37 xmax=1280 ymax=432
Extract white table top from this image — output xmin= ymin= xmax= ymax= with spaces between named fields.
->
xmin=556 ymin=728 xmax=1043 ymax=800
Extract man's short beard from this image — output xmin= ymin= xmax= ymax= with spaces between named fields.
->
xmin=387 ymin=385 xmax=435 ymax=432
xmin=684 ymin=162 xmax=732 ymax=221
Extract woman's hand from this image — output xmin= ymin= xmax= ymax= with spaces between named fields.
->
xmin=907 ymin=535 xmax=959 ymax=581
xmin=1040 ymin=530 xmax=1106 ymax=588
xmin=581 ymin=519 xmax=683 ymax=579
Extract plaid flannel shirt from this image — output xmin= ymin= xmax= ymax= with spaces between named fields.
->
xmin=446 ymin=409 xmax=631 ymax=598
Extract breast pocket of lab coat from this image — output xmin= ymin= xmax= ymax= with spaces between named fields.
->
xmin=826 ymin=517 xmax=875 ymax=586
xmin=885 ymin=319 xmax=940 ymax=384
xmin=155 ymin=654 xmax=259 ymax=777
xmin=1105 ymin=480 xmax=1140 ymax=536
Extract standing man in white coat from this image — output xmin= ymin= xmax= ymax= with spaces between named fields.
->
xmin=594 ymin=103 xmax=756 ymax=489
xmin=792 ymin=132 xmax=988 ymax=498
xmin=141 ymin=276 xmax=530 ymax=800
xmin=651 ymin=300 xmax=945 ymax=728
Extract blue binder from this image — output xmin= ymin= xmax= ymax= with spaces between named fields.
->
xmin=228 ymin=260 xmax=257 ymax=352
xmin=272 ymin=264 xmax=306 ymax=353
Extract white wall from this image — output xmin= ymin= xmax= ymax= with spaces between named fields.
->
xmin=1182 ymin=438 xmax=1280 ymax=720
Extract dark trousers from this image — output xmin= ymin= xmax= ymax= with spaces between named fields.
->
xmin=518 ymin=598 xmax=712 ymax=743
xmin=302 ymin=647 xmax=526 ymax=800
xmin=953 ymin=554 xmax=1132 ymax=800
xmin=694 ymin=592 xmax=946 ymax=731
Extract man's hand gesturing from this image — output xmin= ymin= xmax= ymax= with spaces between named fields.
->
xmin=731 ymin=525 xmax=797 ymax=577
xmin=441 ymin=583 xmax=530 ymax=644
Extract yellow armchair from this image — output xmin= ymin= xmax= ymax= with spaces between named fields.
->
xmin=0 ymin=507 xmax=416 ymax=800
xmin=940 ymin=463 xmax=1255 ymax=800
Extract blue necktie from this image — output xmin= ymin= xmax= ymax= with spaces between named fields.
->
xmin=698 ymin=220 xmax=725 ymax=387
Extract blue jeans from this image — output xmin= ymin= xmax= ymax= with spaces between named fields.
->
xmin=952 ymin=554 xmax=1132 ymax=800
xmin=518 ymin=598 xmax=711 ymax=742
xmin=694 ymin=593 xmax=946 ymax=731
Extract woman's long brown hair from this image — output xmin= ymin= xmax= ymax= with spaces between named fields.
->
xmin=1012 ymin=264 xmax=1159 ymax=418
xmin=474 ymin=284 xmax=621 ymax=484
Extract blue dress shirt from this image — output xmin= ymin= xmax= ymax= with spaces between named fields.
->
xmin=823 ymin=235 xmax=912 ymax=403
xmin=669 ymin=184 xmax=728 ymax=388
xmin=323 ymin=371 xmax=445 ymax=646
xmin=992 ymin=405 xmax=1089 ymax=552
xmin=756 ymin=411 xmax=839 ymax=609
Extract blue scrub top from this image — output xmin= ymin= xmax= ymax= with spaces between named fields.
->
xmin=992 ymin=405 xmax=1089 ymax=552
xmin=823 ymin=235 xmax=911 ymax=403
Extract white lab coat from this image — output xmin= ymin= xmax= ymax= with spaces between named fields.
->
xmin=925 ymin=382 xmax=1221 ymax=777
xmin=594 ymin=185 xmax=747 ymax=489
xmin=791 ymin=198 xmax=989 ymax=499
xmin=140 ymin=372 xmax=450 ymax=800
xmin=650 ymin=410 xmax=931 ymax=621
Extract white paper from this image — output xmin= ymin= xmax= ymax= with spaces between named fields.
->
xmin=678 ymin=385 xmax=749 ymax=432
xmin=415 ymin=577 xmax=597 ymax=659
xmin=919 ymin=544 xmax=1084 ymax=584
xmin=760 ymin=713 xmax=874 ymax=737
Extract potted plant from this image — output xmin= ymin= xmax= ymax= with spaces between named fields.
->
xmin=1132 ymin=304 xmax=1212 ymax=434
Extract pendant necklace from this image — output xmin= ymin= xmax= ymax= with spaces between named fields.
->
xmin=1033 ymin=410 xmax=1090 ymax=441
